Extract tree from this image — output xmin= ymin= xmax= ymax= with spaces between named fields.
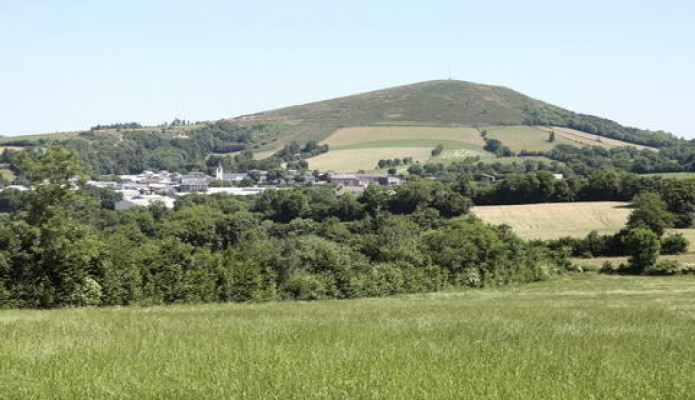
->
xmin=626 ymin=192 xmax=676 ymax=236
xmin=18 ymin=146 xmax=92 ymax=224
xmin=548 ymin=130 xmax=556 ymax=143
xmin=623 ymin=228 xmax=660 ymax=273
xmin=431 ymin=144 xmax=444 ymax=157
xmin=5 ymin=146 xmax=104 ymax=307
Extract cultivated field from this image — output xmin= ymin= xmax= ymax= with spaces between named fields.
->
xmin=473 ymin=201 xmax=632 ymax=240
xmin=308 ymin=126 xmax=493 ymax=171
xmin=308 ymin=147 xmax=434 ymax=172
xmin=2 ymin=275 xmax=695 ymax=399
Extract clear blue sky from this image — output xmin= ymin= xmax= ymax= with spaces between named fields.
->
xmin=1 ymin=0 xmax=694 ymax=137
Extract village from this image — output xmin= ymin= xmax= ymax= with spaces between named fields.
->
xmin=0 ymin=163 xmax=404 ymax=210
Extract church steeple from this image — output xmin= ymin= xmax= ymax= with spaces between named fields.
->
xmin=215 ymin=162 xmax=223 ymax=180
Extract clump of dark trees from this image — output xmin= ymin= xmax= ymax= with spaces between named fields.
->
xmin=545 ymin=191 xmax=692 ymax=275
xmin=0 ymin=147 xmax=568 ymax=309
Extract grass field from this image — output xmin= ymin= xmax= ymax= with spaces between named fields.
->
xmin=0 ymin=168 xmax=15 ymax=181
xmin=485 ymin=126 xmax=654 ymax=153
xmin=2 ymin=274 xmax=695 ymax=399
xmin=643 ymin=172 xmax=695 ymax=179
xmin=473 ymin=201 xmax=632 ymax=240
xmin=485 ymin=126 xmax=576 ymax=152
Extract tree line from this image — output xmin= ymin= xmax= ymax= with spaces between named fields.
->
xmin=0 ymin=147 xmax=567 ymax=308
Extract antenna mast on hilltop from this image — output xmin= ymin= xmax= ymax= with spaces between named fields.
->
xmin=447 ymin=63 xmax=453 ymax=80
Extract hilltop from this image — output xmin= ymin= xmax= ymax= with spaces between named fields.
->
xmin=236 ymin=80 xmax=541 ymax=137
xmin=234 ymin=79 xmax=675 ymax=147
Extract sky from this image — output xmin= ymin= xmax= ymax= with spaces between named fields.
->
xmin=1 ymin=0 xmax=694 ymax=138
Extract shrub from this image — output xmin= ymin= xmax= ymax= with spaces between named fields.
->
xmin=645 ymin=259 xmax=682 ymax=275
xmin=661 ymin=234 xmax=690 ymax=255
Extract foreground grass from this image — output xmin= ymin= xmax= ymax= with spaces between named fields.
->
xmin=2 ymin=275 xmax=695 ymax=399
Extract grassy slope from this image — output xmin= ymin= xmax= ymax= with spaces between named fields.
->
xmin=2 ymin=275 xmax=695 ymax=399
xmin=242 ymin=80 xmax=547 ymax=147
xmin=486 ymin=126 xmax=657 ymax=153
xmin=0 ymin=124 xmax=209 ymax=145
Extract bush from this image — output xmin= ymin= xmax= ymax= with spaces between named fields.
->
xmin=661 ymin=234 xmax=690 ymax=255
xmin=645 ymin=259 xmax=682 ymax=275
xmin=600 ymin=261 xmax=614 ymax=274
xmin=282 ymin=272 xmax=334 ymax=301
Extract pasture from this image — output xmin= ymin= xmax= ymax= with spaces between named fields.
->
xmin=473 ymin=201 xmax=632 ymax=240
xmin=2 ymin=274 xmax=695 ymax=399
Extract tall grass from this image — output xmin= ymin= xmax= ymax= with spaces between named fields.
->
xmin=2 ymin=275 xmax=694 ymax=399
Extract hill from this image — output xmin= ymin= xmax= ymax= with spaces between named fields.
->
xmin=231 ymin=79 xmax=669 ymax=172
xmin=0 ymin=79 xmax=684 ymax=176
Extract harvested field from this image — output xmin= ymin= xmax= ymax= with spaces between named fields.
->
xmin=473 ymin=201 xmax=632 ymax=240
xmin=308 ymin=147 xmax=433 ymax=172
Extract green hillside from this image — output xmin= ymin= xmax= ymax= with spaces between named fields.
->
xmin=235 ymin=80 xmax=549 ymax=144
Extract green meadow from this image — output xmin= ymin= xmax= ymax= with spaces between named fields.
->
xmin=2 ymin=274 xmax=694 ymax=399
